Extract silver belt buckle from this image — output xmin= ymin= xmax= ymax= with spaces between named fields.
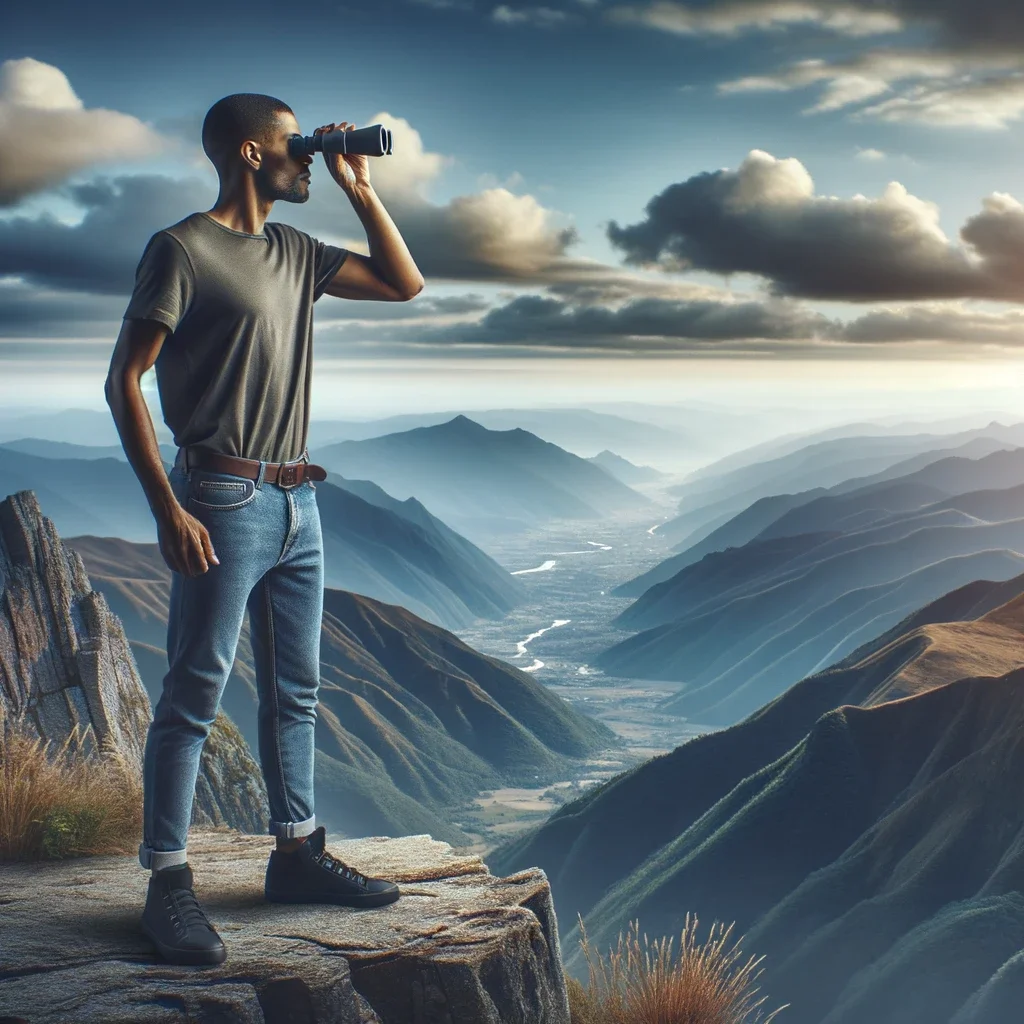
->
xmin=277 ymin=462 xmax=301 ymax=489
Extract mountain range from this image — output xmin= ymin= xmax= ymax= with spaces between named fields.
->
xmin=597 ymin=445 xmax=1024 ymax=725
xmin=0 ymin=442 xmax=529 ymax=632
xmin=488 ymin=573 xmax=1024 ymax=1023
xmin=655 ymin=422 xmax=1024 ymax=551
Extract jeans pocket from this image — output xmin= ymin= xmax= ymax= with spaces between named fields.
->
xmin=189 ymin=470 xmax=257 ymax=511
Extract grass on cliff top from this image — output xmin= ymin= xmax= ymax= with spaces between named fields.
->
xmin=567 ymin=913 xmax=788 ymax=1024
xmin=0 ymin=714 xmax=142 ymax=861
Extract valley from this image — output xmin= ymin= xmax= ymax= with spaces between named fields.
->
xmin=446 ymin=486 xmax=713 ymax=855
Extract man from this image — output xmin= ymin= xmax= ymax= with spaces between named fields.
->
xmin=105 ymin=93 xmax=424 ymax=966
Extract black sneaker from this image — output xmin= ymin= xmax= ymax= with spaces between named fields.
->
xmin=141 ymin=862 xmax=227 ymax=965
xmin=264 ymin=826 xmax=401 ymax=908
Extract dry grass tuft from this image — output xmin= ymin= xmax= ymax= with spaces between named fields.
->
xmin=0 ymin=711 xmax=143 ymax=862
xmin=567 ymin=912 xmax=789 ymax=1024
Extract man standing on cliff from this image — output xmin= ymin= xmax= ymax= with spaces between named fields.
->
xmin=105 ymin=93 xmax=424 ymax=965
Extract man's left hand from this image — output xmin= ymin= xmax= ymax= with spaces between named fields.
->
xmin=314 ymin=122 xmax=371 ymax=194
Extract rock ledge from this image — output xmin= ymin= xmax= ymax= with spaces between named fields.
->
xmin=0 ymin=826 xmax=571 ymax=1024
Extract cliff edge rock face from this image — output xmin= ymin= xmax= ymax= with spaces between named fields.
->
xmin=0 ymin=827 xmax=572 ymax=1024
xmin=0 ymin=489 xmax=268 ymax=833
xmin=0 ymin=489 xmax=151 ymax=765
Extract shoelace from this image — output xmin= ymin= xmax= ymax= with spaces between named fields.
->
xmin=316 ymin=850 xmax=368 ymax=887
xmin=164 ymin=886 xmax=215 ymax=937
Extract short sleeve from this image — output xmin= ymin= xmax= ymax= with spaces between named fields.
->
xmin=123 ymin=231 xmax=194 ymax=332
xmin=312 ymin=236 xmax=350 ymax=301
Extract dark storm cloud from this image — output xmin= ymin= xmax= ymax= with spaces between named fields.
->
xmin=606 ymin=149 xmax=1024 ymax=303
xmin=0 ymin=174 xmax=214 ymax=293
xmin=838 ymin=304 xmax=1024 ymax=344
xmin=0 ymin=283 xmax=125 ymax=336
xmin=317 ymin=289 xmax=1024 ymax=355
xmin=0 ymin=269 xmax=486 ymax=339
xmin=361 ymin=291 xmax=840 ymax=351
xmin=317 ymin=289 xmax=1024 ymax=357
xmin=878 ymin=0 xmax=1024 ymax=47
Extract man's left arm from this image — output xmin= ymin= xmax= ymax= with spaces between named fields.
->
xmin=322 ymin=184 xmax=425 ymax=302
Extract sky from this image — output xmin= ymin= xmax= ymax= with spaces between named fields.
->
xmin=6 ymin=0 xmax=1024 ymax=422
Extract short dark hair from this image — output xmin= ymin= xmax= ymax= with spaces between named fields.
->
xmin=202 ymin=93 xmax=293 ymax=178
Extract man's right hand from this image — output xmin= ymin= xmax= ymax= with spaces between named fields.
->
xmin=157 ymin=503 xmax=220 ymax=576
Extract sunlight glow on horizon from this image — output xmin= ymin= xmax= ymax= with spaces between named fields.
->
xmin=3 ymin=356 xmax=1024 ymax=423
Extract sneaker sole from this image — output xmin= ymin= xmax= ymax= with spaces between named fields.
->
xmin=264 ymin=886 xmax=400 ymax=908
xmin=141 ymin=919 xmax=228 ymax=966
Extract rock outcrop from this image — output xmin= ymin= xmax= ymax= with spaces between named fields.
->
xmin=0 ymin=489 xmax=152 ymax=766
xmin=0 ymin=826 xmax=572 ymax=1024
xmin=0 ymin=489 xmax=268 ymax=833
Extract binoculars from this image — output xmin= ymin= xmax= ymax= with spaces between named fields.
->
xmin=288 ymin=124 xmax=393 ymax=160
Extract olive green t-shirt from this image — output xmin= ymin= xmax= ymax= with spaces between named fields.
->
xmin=123 ymin=211 xmax=349 ymax=464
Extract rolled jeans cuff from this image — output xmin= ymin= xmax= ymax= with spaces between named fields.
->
xmin=139 ymin=843 xmax=188 ymax=871
xmin=268 ymin=814 xmax=316 ymax=839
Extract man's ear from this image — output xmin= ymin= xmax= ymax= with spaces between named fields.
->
xmin=241 ymin=141 xmax=261 ymax=171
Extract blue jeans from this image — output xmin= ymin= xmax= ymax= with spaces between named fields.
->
xmin=139 ymin=449 xmax=324 ymax=871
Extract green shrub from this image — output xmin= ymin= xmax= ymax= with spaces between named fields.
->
xmin=38 ymin=805 xmax=105 ymax=859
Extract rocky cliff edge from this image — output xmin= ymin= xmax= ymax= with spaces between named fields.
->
xmin=0 ymin=826 xmax=572 ymax=1024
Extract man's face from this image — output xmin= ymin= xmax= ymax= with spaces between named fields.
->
xmin=252 ymin=110 xmax=311 ymax=204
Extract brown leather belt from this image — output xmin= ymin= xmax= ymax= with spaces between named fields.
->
xmin=175 ymin=446 xmax=328 ymax=489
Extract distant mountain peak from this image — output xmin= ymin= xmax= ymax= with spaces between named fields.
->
xmin=446 ymin=414 xmax=484 ymax=429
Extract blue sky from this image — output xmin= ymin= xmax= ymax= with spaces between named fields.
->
xmin=6 ymin=0 xmax=1024 ymax=420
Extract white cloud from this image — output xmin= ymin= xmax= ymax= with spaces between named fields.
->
xmin=861 ymin=74 xmax=1024 ymax=128
xmin=0 ymin=57 xmax=172 ymax=207
xmin=855 ymin=147 xmax=887 ymax=160
xmin=807 ymin=74 xmax=891 ymax=111
xmin=351 ymin=111 xmax=453 ymax=199
xmin=492 ymin=4 xmax=572 ymax=25
xmin=718 ymin=50 xmax=982 ymax=115
xmin=606 ymin=0 xmax=901 ymax=37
